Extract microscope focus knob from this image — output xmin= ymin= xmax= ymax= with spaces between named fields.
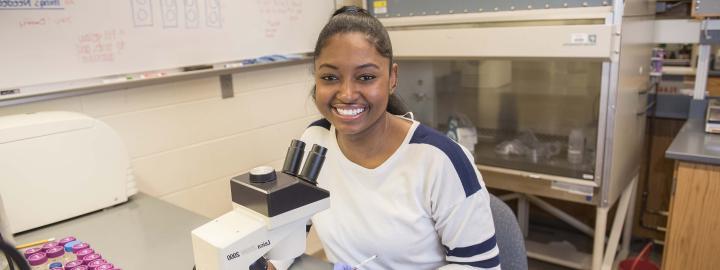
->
xmin=249 ymin=166 xmax=277 ymax=183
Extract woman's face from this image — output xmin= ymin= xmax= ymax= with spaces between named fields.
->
xmin=314 ymin=32 xmax=397 ymax=137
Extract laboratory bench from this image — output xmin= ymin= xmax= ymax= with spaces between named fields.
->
xmin=662 ymin=119 xmax=720 ymax=270
xmin=13 ymin=193 xmax=331 ymax=270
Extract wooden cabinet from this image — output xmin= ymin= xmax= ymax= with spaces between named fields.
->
xmin=662 ymin=162 xmax=720 ymax=269
xmin=707 ymin=77 xmax=720 ymax=97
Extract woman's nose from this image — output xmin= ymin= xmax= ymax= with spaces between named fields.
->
xmin=336 ymin=80 xmax=357 ymax=101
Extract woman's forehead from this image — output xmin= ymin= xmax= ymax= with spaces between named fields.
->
xmin=315 ymin=33 xmax=390 ymax=68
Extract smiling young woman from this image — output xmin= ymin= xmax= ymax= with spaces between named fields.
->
xmin=268 ymin=6 xmax=500 ymax=270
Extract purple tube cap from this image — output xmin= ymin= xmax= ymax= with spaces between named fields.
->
xmin=65 ymin=240 xmax=82 ymax=252
xmin=87 ymin=258 xmax=107 ymax=269
xmin=72 ymin=242 xmax=91 ymax=253
xmin=27 ymin=252 xmax=47 ymax=266
xmin=23 ymin=247 xmax=43 ymax=258
xmin=95 ymin=264 xmax=114 ymax=270
xmin=71 ymin=266 xmax=89 ymax=270
xmin=75 ymin=248 xmax=95 ymax=257
xmin=46 ymin=246 xmax=65 ymax=258
xmin=82 ymin=253 xmax=102 ymax=264
xmin=65 ymin=260 xmax=84 ymax=270
xmin=41 ymin=241 xmax=60 ymax=250
xmin=59 ymin=236 xmax=77 ymax=246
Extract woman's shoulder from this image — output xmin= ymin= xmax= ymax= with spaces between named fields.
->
xmin=301 ymin=118 xmax=333 ymax=146
xmin=408 ymin=123 xmax=465 ymax=154
xmin=307 ymin=118 xmax=331 ymax=131
xmin=407 ymin=123 xmax=482 ymax=197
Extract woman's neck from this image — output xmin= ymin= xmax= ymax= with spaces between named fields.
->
xmin=336 ymin=113 xmax=411 ymax=169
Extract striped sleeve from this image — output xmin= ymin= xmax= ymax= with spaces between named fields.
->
xmin=436 ymin=191 xmax=500 ymax=269
xmin=411 ymin=125 xmax=500 ymax=269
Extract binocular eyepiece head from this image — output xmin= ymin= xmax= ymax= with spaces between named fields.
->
xmin=282 ymin=139 xmax=327 ymax=185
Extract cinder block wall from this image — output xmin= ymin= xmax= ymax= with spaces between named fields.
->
xmin=0 ymin=63 xmax=319 ymax=219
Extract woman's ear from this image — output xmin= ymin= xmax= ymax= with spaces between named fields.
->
xmin=390 ymin=62 xmax=399 ymax=94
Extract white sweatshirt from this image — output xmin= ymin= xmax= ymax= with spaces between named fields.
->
xmin=273 ymin=117 xmax=499 ymax=270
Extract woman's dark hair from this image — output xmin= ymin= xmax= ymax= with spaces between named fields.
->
xmin=312 ymin=6 xmax=408 ymax=116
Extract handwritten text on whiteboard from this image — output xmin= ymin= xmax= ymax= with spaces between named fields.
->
xmin=0 ymin=0 xmax=63 ymax=9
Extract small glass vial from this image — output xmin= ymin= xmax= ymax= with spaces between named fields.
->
xmin=64 ymin=241 xmax=82 ymax=263
xmin=23 ymin=247 xmax=43 ymax=258
xmin=87 ymin=259 xmax=107 ymax=270
xmin=64 ymin=259 xmax=84 ymax=270
xmin=27 ymin=252 xmax=48 ymax=270
xmin=46 ymin=246 xmax=66 ymax=266
xmin=81 ymin=253 xmax=102 ymax=265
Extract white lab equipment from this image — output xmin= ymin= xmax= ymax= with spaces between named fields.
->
xmin=0 ymin=193 xmax=14 ymax=246
xmin=191 ymin=140 xmax=330 ymax=270
xmin=0 ymin=111 xmax=136 ymax=233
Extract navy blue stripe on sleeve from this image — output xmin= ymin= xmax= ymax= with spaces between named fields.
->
xmin=453 ymin=255 xmax=501 ymax=268
xmin=409 ymin=124 xmax=481 ymax=197
xmin=307 ymin=118 xmax=331 ymax=130
xmin=445 ymin=235 xmax=497 ymax=258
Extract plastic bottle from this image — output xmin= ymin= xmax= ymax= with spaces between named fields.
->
xmin=27 ymin=252 xmax=48 ymax=270
xmin=46 ymin=246 xmax=66 ymax=266
xmin=64 ymin=260 xmax=84 ymax=270
xmin=23 ymin=247 xmax=43 ymax=258
xmin=567 ymin=128 xmax=585 ymax=164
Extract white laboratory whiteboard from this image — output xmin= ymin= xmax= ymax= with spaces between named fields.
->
xmin=0 ymin=0 xmax=333 ymax=90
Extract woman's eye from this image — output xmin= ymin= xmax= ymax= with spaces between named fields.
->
xmin=320 ymin=75 xmax=338 ymax=81
xmin=358 ymin=75 xmax=376 ymax=81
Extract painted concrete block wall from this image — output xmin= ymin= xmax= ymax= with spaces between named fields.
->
xmin=0 ymin=63 xmax=320 ymax=219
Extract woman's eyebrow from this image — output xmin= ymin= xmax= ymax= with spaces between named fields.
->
xmin=317 ymin=63 xmax=380 ymax=70
xmin=356 ymin=63 xmax=380 ymax=70
xmin=318 ymin=63 xmax=339 ymax=70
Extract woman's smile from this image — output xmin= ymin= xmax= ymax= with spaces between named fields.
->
xmin=332 ymin=104 xmax=367 ymax=120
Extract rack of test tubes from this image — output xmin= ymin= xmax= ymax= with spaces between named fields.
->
xmin=21 ymin=237 xmax=119 ymax=270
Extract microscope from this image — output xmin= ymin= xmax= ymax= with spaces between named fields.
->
xmin=191 ymin=140 xmax=330 ymax=270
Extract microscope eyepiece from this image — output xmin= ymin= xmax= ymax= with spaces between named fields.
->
xmin=282 ymin=139 xmax=306 ymax=176
xmin=299 ymin=144 xmax=327 ymax=185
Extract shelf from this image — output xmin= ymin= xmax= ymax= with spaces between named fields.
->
xmin=662 ymin=66 xmax=696 ymax=75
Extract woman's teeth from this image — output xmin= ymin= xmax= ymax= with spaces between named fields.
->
xmin=336 ymin=107 xmax=365 ymax=116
